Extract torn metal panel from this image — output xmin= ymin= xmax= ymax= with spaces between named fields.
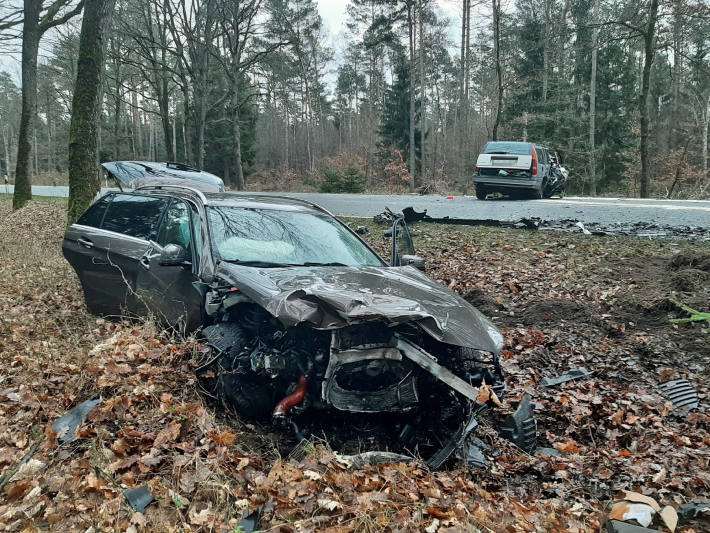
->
xmin=216 ymin=263 xmax=505 ymax=354
xmin=540 ymin=369 xmax=592 ymax=388
xmin=659 ymin=379 xmax=699 ymax=410
xmin=123 ymin=485 xmax=154 ymax=513
xmin=395 ymin=337 xmax=483 ymax=404
xmin=51 ymin=398 xmax=101 ymax=444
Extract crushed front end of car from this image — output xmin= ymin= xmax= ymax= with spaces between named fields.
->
xmin=195 ymin=265 xmax=520 ymax=469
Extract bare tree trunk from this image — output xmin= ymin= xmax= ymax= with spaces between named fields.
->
xmin=232 ymin=77 xmax=245 ymax=190
xmin=418 ymin=0 xmax=425 ymax=181
xmin=589 ymin=0 xmax=599 ymax=196
xmin=458 ymin=0 xmax=469 ymax=179
xmin=67 ymin=0 xmax=117 ymax=225
xmin=2 ymin=126 xmax=11 ymax=180
xmin=491 ymin=0 xmax=503 ymax=141
xmin=132 ymin=88 xmax=141 ymax=158
xmin=407 ymin=1 xmax=416 ymax=187
xmin=13 ymin=0 xmax=41 ymax=209
xmin=542 ymin=0 xmax=551 ymax=101
xmin=703 ymin=94 xmax=709 ymax=174
xmin=639 ymin=0 xmax=660 ymax=198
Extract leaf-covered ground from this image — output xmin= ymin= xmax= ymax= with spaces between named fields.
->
xmin=0 ymin=197 xmax=708 ymax=532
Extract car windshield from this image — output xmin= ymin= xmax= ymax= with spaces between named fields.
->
xmin=482 ymin=142 xmax=531 ymax=155
xmin=207 ymin=206 xmax=384 ymax=267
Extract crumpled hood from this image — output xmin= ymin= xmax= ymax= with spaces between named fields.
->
xmin=216 ymin=263 xmax=504 ymax=354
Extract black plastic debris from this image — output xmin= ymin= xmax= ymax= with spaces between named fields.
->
xmin=677 ymin=501 xmax=710 ymax=521
xmin=461 ymin=437 xmax=489 ymax=469
xmin=659 ymin=379 xmax=699 ymax=410
xmin=355 ymin=226 xmax=369 ymax=235
xmin=237 ymin=506 xmax=262 ymax=533
xmin=51 ymin=398 xmax=101 ymax=444
xmin=499 ymin=396 xmax=537 ymax=453
xmin=541 ymin=369 xmax=592 ymax=388
xmin=123 ymin=485 xmax=154 ymax=514
xmin=604 ymin=520 xmax=659 ymax=533
xmin=401 ymin=206 xmax=428 ymax=223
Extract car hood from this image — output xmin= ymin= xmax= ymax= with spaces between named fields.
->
xmin=215 ymin=263 xmax=504 ymax=354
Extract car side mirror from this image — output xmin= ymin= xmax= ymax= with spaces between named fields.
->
xmin=158 ymin=243 xmax=191 ymax=266
xmin=401 ymin=254 xmax=425 ymax=271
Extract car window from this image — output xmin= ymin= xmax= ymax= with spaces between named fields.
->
xmin=76 ymin=194 xmax=112 ymax=228
xmin=157 ymin=200 xmax=192 ymax=254
xmin=101 ymin=194 xmax=167 ymax=240
xmin=482 ymin=142 xmax=531 ymax=155
xmin=207 ymin=207 xmax=384 ymax=267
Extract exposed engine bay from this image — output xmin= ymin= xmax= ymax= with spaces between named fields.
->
xmin=196 ymin=294 xmax=525 ymax=469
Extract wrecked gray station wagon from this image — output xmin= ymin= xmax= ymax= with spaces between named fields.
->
xmin=64 ymin=174 xmax=533 ymax=467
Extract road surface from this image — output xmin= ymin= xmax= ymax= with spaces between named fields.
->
xmin=5 ymin=185 xmax=710 ymax=229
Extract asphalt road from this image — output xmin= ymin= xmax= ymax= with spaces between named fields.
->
xmin=6 ymin=185 xmax=710 ymax=228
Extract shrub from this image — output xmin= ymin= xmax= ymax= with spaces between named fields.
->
xmin=318 ymin=167 xmax=366 ymax=193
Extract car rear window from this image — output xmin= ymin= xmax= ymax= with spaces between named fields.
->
xmin=101 ymin=194 xmax=168 ymax=240
xmin=76 ymin=194 xmax=112 ymax=228
xmin=482 ymin=142 xmax=532 ymax=155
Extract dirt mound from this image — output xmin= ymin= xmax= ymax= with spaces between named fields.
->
xmin=669 ymin=268 xmax=709 ymax=292
xmin=0 ymin=201 xmax=66 ymax=243
xmin=609 ymin=296 xmax=676 ymax=328
xmin=669 ymin=250 xmax=710 ymax=272
xmin=518 ymin=299 xmax=592 ymax=327
xmin=462 ymin=288 xmax=506 ymax=315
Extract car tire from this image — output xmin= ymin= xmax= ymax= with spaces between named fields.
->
xmin=475 ymin=186 xmax=488 ymax=200
xmin=219 ymin=373 xmax=274 ymax=420
xmin=531 ymin=184 xmax=544 ymax=200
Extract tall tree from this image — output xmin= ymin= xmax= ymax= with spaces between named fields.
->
xmin=12 ymin=0 xmax=83 ymax=209
xmin=491 ymin=0 xmax=503 ymax=141
xmin=639 ymin=0 xmax=660 ymax=198
xmin=589 ymin=0 xmax=600 ymax=195
xmin=67 ymin=0 xmax=116 ymax=225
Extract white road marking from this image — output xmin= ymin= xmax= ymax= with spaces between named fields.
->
xmin=551 ymin=199 xmax=710 ymax=212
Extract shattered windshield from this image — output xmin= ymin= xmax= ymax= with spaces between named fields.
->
xmin=207 ymin=206 xmax=385 ymax=267
xmin=482 ymin=142 xmax=531 ymax=155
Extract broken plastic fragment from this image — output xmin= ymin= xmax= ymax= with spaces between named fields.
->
xmin=123 ymin=485 xmax=153 ymax=514
xmin=677 ymin=501 xmax=710 ymax=521
xmin=608 ymin=502 xmax=656 ymax=527
xmin=575 ymin=221 xmax=592 ymax=235
xmin=658 ymin=379 xmax=699 ymax=410
xmin=535 ymin=447 xmax=562 ymax=457
xmin=499 ymin=395 xmax=537 ymax=453
xmin=236 ymin=507 xmax=262 ymax=533
xmin=540 ymin=369 xmax=592 ymax=388
xmin=51 ymin=398 xmax=101 ymax=444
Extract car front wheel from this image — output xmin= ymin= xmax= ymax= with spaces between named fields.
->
xmin=475 ymin=186 xmax=489 ymax=200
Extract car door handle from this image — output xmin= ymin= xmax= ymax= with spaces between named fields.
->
xmin=77 ymin=237 xmax=94 ymax=249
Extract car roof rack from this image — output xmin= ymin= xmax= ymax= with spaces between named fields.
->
xmin=134 ymin=184 xmax=207 ymax=203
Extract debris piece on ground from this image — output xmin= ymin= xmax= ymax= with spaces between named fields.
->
xmin=401 ymin=206 xmax=428 ymax=223
xmin=461 ymin=440 xmax=488 ymax=469
xmin=355 ymin=225 xmax=368 ymax=235
xmin=677 ymin=501 xmax=710 ymax=521
xmin=123 ymin=485 xmax=154 ymax=514
xmin=51 ymin=398 xmax=101 ymax=444
xmin=659 ymin=506 xmax=678 ymax=532
xmin=498 ymin=395 xmax=537 ymax=453
xmin=575 ymin=221 xmax=592 ymax=235
xmin=338 ymin=451 xmax=414 ymax=468
xmin=540 ymin=368 xmax=592 ymax=387
xmin=609 ymin=502 xmax=656 ymax=527
xmin=607 ymin=492 xmax=679 ymax=532
xmin=236 ymin=507 xmax=262 ymax=533
xmin=604 ymin=520 xmax=659 ymax=533
xmin=658 ymin=379 xmax=699 ymax=410
xmin=535 ymin=447 xmax=562 ymax=457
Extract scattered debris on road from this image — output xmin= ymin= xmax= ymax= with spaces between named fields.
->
xmin=540 ymin=368 xmax=593 ymax=387
xmin=51 ymin=398 xmax=100 ymax=445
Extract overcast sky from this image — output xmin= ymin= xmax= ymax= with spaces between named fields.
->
xmin=0 ymin=1 xmax=466 ymax=85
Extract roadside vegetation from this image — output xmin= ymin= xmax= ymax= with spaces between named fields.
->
xmin=1 ymin=197 xmax=708 ymax=531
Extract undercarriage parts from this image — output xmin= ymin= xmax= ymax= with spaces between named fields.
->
xmin=273 ymin=375 xmax=308 ymax=417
